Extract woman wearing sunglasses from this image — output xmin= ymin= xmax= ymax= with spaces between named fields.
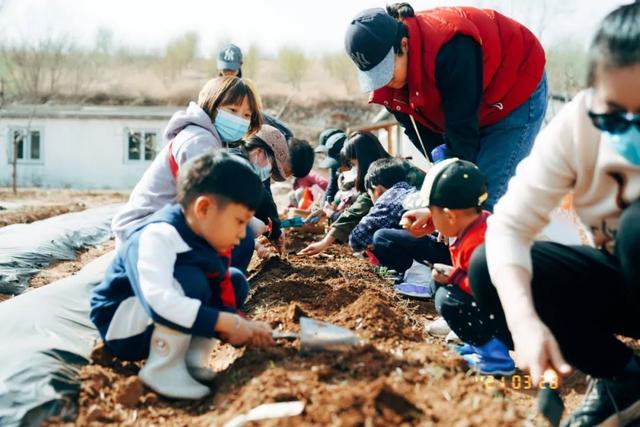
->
xmin=469 ymin=3 xmax=640 ymax=426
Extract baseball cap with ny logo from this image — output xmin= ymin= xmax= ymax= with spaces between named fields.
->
xmin=344 ymin=8 xmax=400 ymax=93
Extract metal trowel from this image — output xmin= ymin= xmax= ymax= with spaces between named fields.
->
xmin=272 ymin=316 xmax=361 ymax=353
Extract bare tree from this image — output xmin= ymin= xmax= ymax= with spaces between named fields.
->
xmin=10 ymin=106 xmax=36 ymax=194
xmin=278 ymin=47 xmax=307 ymax=91
xmin=242 ymin=44 xmax=260 ymax=79
xmin=95 ymin=27 xmax=114 ymax=57
xmin=0 ymin=35 xmax=72 ymax=101
xmin=322 ymin=52 xmax=357 ymax=93
xmin=161 ymin=32 xmax=199 ymax=86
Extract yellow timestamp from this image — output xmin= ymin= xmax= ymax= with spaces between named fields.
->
xmin=474 ymin=374 xmax=559 ymax=390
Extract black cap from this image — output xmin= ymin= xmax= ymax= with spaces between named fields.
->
xmin=344 ymin=8 xmax=399 ymax=92
xmin=315 ymin=128 xmax=343 ymax=153
xmin=404 ymin=158 xmax=489 ymax=209
xmin=319 ymin=133 xmax=347 ymax=168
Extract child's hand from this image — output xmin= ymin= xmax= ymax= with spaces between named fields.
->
xmin=255 ymin=238 xmax=278 ymax=259
xmin=432 ymin=263 xmax=453 ymax=284
xmin=400 ymin=208 xmax=435 ymax=237
xmin=274 ymin=233 xmax=286 ymax=255
xmin=299 ymin=235 xmax=334 ymax=256
xmin=246 ymin=320 xmax=275 ymax=347
xmin=219 ymin=315 xmax=253 ymax=347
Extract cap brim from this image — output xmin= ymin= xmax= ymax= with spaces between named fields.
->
xmin=319 ymin=157 xmax=339 ymax=169
xmin=217 ymin=60 xmax=240 ymax=71
xmin=357 ymin=46 xmax=395 ymax=93
xmin=314 ymin=145 xmax=329 ymax=153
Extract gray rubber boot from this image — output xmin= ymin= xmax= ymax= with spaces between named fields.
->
xmin=185 ymin=336 xmax=217 ymax=383
xmin=139 ymin=325 xmax=211 ymax=400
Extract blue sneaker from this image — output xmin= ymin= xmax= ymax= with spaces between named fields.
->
xmin=462 ymin=338 xmax=516 ymax=376
xmin=394 ymin=282 xmax=433 ymax=299
xmin=455 ymin=343 xmax=477 ymax=356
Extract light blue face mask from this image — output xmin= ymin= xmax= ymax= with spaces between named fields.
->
xmin=214 ymin=108 xmax=250 ymax=143
xmin=255 ymin=163 xmax=272 ymax=182
xmin=603 ymin=126 xmax=640 ymax=166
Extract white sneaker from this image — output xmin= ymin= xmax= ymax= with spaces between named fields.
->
xmin=186 ymin=336 xmax=218 ymax=383
xmin=445 ymin=330 xmax=462 ymax=344
xmin=426 ymin=317 xmax=451 ymax=337
xmin=139 ymin=326 xmax=211 ymax=400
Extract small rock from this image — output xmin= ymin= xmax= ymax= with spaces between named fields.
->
xmin=286 ymin=303 xmax=308 ymax=323
xmin=115 ymin=376 xmax=144 ymax=407
xmin=86 ymin=404 xmax=105 ymax=422
xmin=90 ymin=341 xmax=116 ymax=366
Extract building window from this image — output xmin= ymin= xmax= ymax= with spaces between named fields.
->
xmin=126 ymin=129 xmax=158 ymax=162
xmin=7 ymin=128 xmax=43 ymax=163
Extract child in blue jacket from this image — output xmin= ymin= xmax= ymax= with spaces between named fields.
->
xmin=90 ymin=152 xmax=274 ymax=400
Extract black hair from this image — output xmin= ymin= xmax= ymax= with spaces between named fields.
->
xmin=364 ymin=158 xmax=407 ymax=191
xmin=343 ymin=131 xmax=392 ymax=192
xmin=588 ymin=1 xmax=640 ymax=86
xmin=217 ymin=69 xmax=243 ymax=78
xmin=386 ymin=3 xmax=414 ymax=54
xmin=177 ymin=151 xmax=264 ymax=212
xmin=288 ymin=138 xmax=314 ymax=178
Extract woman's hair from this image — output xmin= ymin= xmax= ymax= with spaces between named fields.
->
xmin=386 ymin=2 xmax=415 ymax=54
xmin=244 ymin=135 xmax=280 ymax=179
xmin=197 ymin=76 xmax=262 ymax=136
xmin=587 ymin=1 xmax=640 ymax=86
xmin=342 ymin=131 xmax=392 ymax=192
xmin=218 ymin=69 xmax=243 ymax=78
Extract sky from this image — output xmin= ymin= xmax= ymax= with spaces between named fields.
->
xmin=0 ymin=0 xmax=630 ymax=57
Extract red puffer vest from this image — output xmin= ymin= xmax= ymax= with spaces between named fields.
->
xmin=371 ymin=7 xmax=545 ymax=133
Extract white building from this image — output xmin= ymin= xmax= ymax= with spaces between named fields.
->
xmin=0 ymin=104 xmax=178 ymax=189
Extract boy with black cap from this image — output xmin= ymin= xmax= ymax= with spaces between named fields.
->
xmin=315 ymin=130 xmax=347 ymax=205
xmin=401 ymin=158 xmax=515 ymax=375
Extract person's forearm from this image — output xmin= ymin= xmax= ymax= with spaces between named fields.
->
xmin=215 ymin=312 xmax=240 ymax=335
xmin=492 ymin=265 xmax=539 ymax=330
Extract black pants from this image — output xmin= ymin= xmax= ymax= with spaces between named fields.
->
xmin=372 ymin=228 xmax=451 ymax=273
xmin=469 ymin=200 xmax=640 ymax=378
xmin=434 ymin=284 xmax=505 ymax=346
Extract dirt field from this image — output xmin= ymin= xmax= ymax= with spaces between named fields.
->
xmin=0 ymin=188 xmax=128 ymax=228
xmin=35 ymin=231 xmax=592 ymax=427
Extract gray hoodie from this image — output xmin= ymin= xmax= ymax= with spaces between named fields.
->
xmin=111 ymin=102 xmax=223 ymax=244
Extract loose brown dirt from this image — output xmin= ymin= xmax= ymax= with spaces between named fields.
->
xmin=0 ymin=188 xmax=128 ymax=228
xmin=45 ymin=232 xmax=594 ymax=427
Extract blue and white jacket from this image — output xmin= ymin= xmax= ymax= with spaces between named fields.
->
xmin=349 ymin=181 xmax=417 ymax=251
xmin=91 ymin=204 xmax=238 ymax=342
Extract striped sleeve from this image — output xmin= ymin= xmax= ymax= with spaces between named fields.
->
xmin=125 ymin=222 xmax=220 ymax=337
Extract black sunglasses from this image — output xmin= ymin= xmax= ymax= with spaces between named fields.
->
xmin=588 ymin=111 xmax=640 ymax=134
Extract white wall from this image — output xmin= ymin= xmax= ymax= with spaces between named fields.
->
xmin=0 ymin=117 xmax=169 ymax=190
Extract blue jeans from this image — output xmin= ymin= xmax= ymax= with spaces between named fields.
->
xmin=231 ymin=225 xmax=254 ymax=274
xmin=372 ymin=228 xmax=451 ymax=273
xmin=476 ymin=73 xmax=548 ymax=210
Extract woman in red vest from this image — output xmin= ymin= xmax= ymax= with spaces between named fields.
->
xmin=345 ymin=3 xmax=547 ymax=210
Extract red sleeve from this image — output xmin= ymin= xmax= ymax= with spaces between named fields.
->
xmin=449 ymin=236 xmax=483 ymax=295
xmin=311 ymin=171 xmax=329 ymax=190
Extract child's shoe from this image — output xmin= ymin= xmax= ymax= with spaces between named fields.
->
xmin=139 ymin=326 xmax=211 ymax=399
xmin=445 ymin=330 xmax=462 ymax=344
xmin=425 ymin=317 xmax=451 ymax=336
xmin=454 ymin=343 xmax=477 ymax=356
xmin=395 ymin=282 xmax=433 ymax=299
xmin=463 ymin=338 xmax=516 ymax=376
xmin=186 ymin=336 xmax=218 ymax=383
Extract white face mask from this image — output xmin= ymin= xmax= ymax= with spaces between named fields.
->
xmin=249 ymin=148 xmax=272 ymax=181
